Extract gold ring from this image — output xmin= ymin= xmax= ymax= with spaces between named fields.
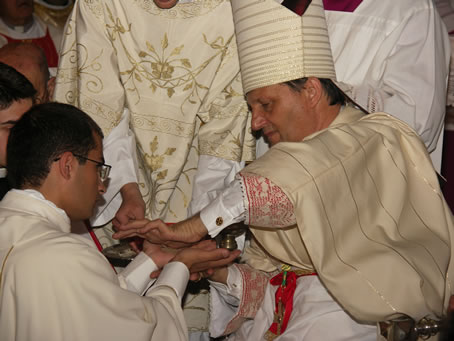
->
xmin=192 ymin=272 xmax=204 ymax=282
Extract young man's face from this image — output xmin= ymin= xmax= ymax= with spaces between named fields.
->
xmin=246 ymin=83 xmax=318 ymax=146
xmin=153 ymin=0 xmax=179 ymax=9
xmin=0 ymin=98 xmax=32 ymax=167
xmin=69 ymin=134 xmax=107 ymax=221
xmin=0 ymin=0 xmax=34 ymax=26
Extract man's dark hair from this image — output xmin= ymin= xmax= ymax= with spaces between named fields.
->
xmin=7 ymin=102 xmax=104 ymax=189
xmin=284 ymin=77 xmax=346 ymax=106
xmin=0 ymin=62 xmax=36 ymax=109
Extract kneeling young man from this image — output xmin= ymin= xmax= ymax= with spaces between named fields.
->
xmin=0 ymin=102 xmax=238 ymax=341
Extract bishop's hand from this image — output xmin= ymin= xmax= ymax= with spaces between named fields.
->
xmin=112 ymin=214 xmax=208 ymax=248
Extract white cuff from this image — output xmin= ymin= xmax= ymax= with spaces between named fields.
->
xmin=151 ymin=262 xmax=189 ymax=302
xmin=118 ymin=252 xmax=158 ymax=294
xmin=199 ymin=178 xmax=246 ymax=237
xmin=226 ymin=263 xmax=244 ymax=299
xmin=208 ymin=265 xmax=243 ymax=337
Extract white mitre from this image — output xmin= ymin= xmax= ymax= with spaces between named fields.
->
xmin=230 ymin=0 xmax=337 ymax=93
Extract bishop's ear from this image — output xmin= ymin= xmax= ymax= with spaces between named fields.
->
xmin=303 ymin=77 xmax=323 ymax=106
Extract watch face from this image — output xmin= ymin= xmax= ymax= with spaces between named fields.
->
xmin=102 ymin=243 xmax=138 ymax=267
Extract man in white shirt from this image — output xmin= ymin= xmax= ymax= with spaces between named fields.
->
xmin=0 ymin=102 xmax=239 ymax=341
xmin=322 ymin=0 xmax=450 ymax=170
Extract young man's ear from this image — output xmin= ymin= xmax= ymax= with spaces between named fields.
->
xmin=57 ymin=151 xmax=76 ymax=180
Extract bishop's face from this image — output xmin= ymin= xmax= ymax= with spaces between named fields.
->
xmin=153 ymin=0 xmax=179 ymax=9
xmin=246 ymin=83 xmax=318 ymax=146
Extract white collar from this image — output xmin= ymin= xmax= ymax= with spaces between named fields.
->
xmin=11 ymin=189 xmax=70 ymax=223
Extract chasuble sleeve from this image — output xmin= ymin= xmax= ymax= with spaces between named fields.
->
xmin=14 ymin=236 xmax=188 ymax=341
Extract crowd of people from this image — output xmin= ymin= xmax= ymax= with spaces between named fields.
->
xmin=0 ymin=0 xmax=453 ymax=341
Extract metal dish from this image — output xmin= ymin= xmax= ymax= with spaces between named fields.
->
xmin=102 ymin=243 xmax=138 ymax=267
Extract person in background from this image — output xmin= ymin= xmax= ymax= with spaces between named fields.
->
xmin=0 ymin=0 xmax=65 ymax=76
xmin=33 ymin=0 xmax=74 ymax=31
xmin=320 ymin=0 xmax=450 ymax=171
xmin=0 ymin=102 xmax=240 ymax=341
xmin=0 ymin=62 xmax=35 ymax=199
xmin=434 ymin=0 xmax=454 ymax=212
xmin=113 ymin=1 xmax=454 ymax=340
xmin=0 ymin=42 xmax=55 ymax=103
xmin=54 ymin=0 xmax=254 ymax=339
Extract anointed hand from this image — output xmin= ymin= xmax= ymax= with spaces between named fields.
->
xmin=176 ymin=239 xmax=241 ymax=275
xmin=148 ymin=240 xmax=241 ymax=280
xmin=142 ymin=240 xmax=176 ymax=268
xmin=112 ymin=214 xmax=209 ymax=247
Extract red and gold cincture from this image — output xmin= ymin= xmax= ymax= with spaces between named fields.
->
xmin=265 ymin=264 xmax=317 ymax=340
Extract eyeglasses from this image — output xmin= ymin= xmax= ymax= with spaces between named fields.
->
xmin=73 ymin=154 xmax=112 ymax=181
xmin=54 ymin=153 xmax=112 ymax=181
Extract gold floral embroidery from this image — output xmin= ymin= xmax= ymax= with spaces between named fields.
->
xmin=57 ymin=21 xmax=106 ymax=104
xmin=103 ymin=3 xmax=234 ymax=113
xmin=145 ymin=136 xmax=176 ymax=176
xmin=55 ymin=0 xmax=253 ymax=222
xmin=141 ymin=136 xmax=192 ymax=218
xmin=83 ymin=0 xmax=104 ymax=19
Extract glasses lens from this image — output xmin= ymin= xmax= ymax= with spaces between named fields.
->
xmin=99 ymin=165 xmax=111 ymax=181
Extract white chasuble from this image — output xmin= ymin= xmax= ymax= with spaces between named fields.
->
xmin=242 ymin=106 xmax=454 ymax=323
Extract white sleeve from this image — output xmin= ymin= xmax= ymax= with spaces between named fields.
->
xmin=188 ymin=155 xmax=244 ymax=216
xmin=90 ymin=108 xmax=139 ymax=227
xmin=25 ymin=238 xmax=189 ymax=341
xmin=209 ymin=265 xmax=243 ymax=337
xmin=347 ymin=7 xmax=450 ymax=153
xmin=199 ymin=176 xmax=246 ymax=238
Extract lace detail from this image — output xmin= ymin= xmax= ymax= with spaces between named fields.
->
xmin=223 ymin=264 xmax=272 ymax=335
xmin=241 ymin=173 xmax=296 ymax=227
